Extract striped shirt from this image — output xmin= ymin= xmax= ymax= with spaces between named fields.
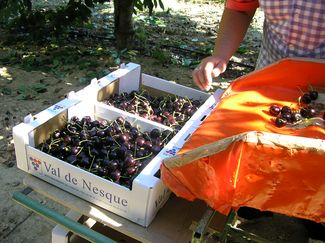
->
xmin=226 ymin=0 xmax=325 ymax=69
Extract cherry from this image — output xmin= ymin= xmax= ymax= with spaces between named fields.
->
xmin=126 ymin=166 xmax=137 ymax=176
xmin=107 ymin=160 xmax=119 ymax=172
xmin=81 ymin=116 xmax=92 ymax=125
xmin=308 ymin=107 xmax=318 ymax=117
xmin=269 ymin=105 xmax=281 ymax=116
xmin=275 ymin=117 xmax=287 ymax=128
xmin=91 ymin=161 xmax=100 ymax=170
xmin=72 ymin=137 xmax=81 ymax=146
xmin=136 ymin=149 xmax=145 ymax=158
xmin=151 ymin=145 xmax=162 ymax=154
xmin=80 ymin=156 xmax=90 ymax=167
xmin=103 ymin=136 xmax=114 ymax=146
xmin=281 ymin=112 xmax=292 ymax=122
xmin=300 ymin=108 xmax=310 ymax=118
xmin=110 ymin=170 xmax=121 ymax=182
xmin=136 ymin=137 xmax=146 ymax=147
xmin=90 ymin=148 xmax=99 ymax=157
xmin=66 ymin=155 xmax=77 ymax=164
xmin=116 ymin=146 xmax=127 ymax=159
xmin=144 ymin=140 xmax=153 ymax=150
xmin=70 ymin=116 xmax=80 ymax=123
xmin=62 ymin=136 xmax=72 ymax=145
xmin=101 ymin=158 xmax=110 ymax=167
xmin=281 ymin=106 xmax=292 ymax=114
xmin=97 ymin=167 xmax=108 ymax=177
xmin=291 ymin=112 xmax=302 ymax=123
xmin=309 ymin=90 xmax=318 ymax=100
xmin=70 ymin=146 xmax=79 ymax=155
xmin=97 ymin=130 xmax=106 ymax=138
xmin=119 ymin=133 xmax=129 ymax=143
xmin=125 ymin=156 xmax=136 ymax=167
xmin=124 ymin=120 xmax=132 ymax=129
xmin=301 ymin=93 xmax=312 ymax=104
xmin=116 ymin=116 xmax=125 ymax=125
xmin=53 ymin=130 xmax=62 ymax=139
xmin=79 ymin=131 xmax=88 ymax=140
xmin=129 ymin=127 xmax=139 ymax=138
xmin=91 ymin=120 xmax=100 ymax=128
xmin=150 ymin=128 xmax=161 ymax=139
xmin=109 ymin=150 xmax=118 ymax=160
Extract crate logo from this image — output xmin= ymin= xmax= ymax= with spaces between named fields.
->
xmin=163 ymin=147 xmax=179 ymax=157
xmin=29 ymin=156 xmax=42 ymax=171
xmin=50 ymin=104 xmax=64 ymax=111
xmin=209 ymin=103 xmax=216 ymax=110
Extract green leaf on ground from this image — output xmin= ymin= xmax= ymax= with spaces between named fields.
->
xmin=237 ymin=46 xmax=248 ymax=54
xmin=0 ymin=87 xmax=12 ymax=95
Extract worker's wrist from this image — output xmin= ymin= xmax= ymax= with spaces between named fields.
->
xmin=211 ymin=53 xmax=229 ymax=65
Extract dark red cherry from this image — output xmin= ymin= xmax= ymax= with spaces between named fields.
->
xmin=124 ymin=156 xmax=136 ymax=167
xmin=150 ymin=128 xmax=161 ymax=139
xmin=281 ymin=106 xmax=292 ymax=114
xmin=301 ymin=93 xmax=312 ymax=104
xmin=281 ymin=112 xmax=292 ymax=122
xmin=309 ymin=90 xmax=318 ymax=100
xmin=136 ymin=137 xmax=146 ymax=147
xmin=300 ymin=108 xmax=310 ymax=118
xmin=275 ymin=117 xmax=287 ymax=128
xmin=126 ymin=166 xmax=137 ymax=176
xmin=110 ymin=170 xmax=121 ymax=182
xmin=269 ymin=105 xmax=281 ymax=116
xmin=291 ymin=112 xmax=302 ymax=123
xmin=308 ymin=107 xmax=318 ymax=117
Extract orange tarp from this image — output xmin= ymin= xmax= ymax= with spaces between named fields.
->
xmin=161 ymin=58 xmax=325 ymax=222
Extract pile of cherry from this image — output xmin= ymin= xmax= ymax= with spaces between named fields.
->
xmin=269 ymin=90 xmax=325 ymax=128
xmin=37 ymin=115 xmax=175 ymax=188
xmin=102 ymin=90 xmax=202 ymax=131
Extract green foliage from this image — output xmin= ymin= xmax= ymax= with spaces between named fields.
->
xmin=0 ymin=0 xmax=110 ymax=38
xmin=0 ymin=86 xmax=12 ymax=95
xmin=0 ymin=0 xmax=31 ymax=23
xmin=1 ymin=0 xmax=165 ymax=39
xmin=236 ymin=46 xmax=248 ymax=54
xmin=135 ymin=0 xmax=164 ymax=15
xmin=16 ymin=82 xmax=47 ymax=100
xmin=151 ymin=47 xmax=171 ymax=64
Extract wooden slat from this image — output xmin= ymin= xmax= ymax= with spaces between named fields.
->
xmin=23 ymin=174 xmax=226 ymax=243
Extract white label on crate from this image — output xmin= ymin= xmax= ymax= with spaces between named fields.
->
xmin=27 ymin=152 xmax=129 ymax=212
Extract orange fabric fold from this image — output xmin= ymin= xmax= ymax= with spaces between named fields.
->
xmin=161 ymin=58 xmax=325 ymax=222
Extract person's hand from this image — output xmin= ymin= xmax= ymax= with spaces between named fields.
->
xmin=192 ymin=56 xmax=228 ymax=91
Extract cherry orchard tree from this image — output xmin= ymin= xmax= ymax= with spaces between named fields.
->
xmin=113 ymin=0 xmax=135 ymax=50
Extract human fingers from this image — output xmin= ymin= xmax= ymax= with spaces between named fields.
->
xmin=202 ymin=62 xmax=216 ymax=91
xmin=197 ymin=60 xmax=223 ymax=91
xmin=192 ymin=66 xmax=206 ymax=91
xmin=193 ymin=57 xmax=227 ymax=91
xmin=211 ymin=61 xmax=227 ymax=78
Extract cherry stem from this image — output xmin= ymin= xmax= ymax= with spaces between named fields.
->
xmin=134 ymin=152 xmax=153 ymax=161
xmin=88 ymin=156 xmax=95 ymax=171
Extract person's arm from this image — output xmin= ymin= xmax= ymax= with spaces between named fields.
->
xmin=193 ymin=7 xmax=256 ymax=91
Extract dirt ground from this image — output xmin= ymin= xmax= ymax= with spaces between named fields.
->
xmin=0 ymin=1 xmax=324 ymax=242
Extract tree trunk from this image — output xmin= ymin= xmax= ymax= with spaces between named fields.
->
xmin=113 ymin=0 xmax=135 ymax=50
